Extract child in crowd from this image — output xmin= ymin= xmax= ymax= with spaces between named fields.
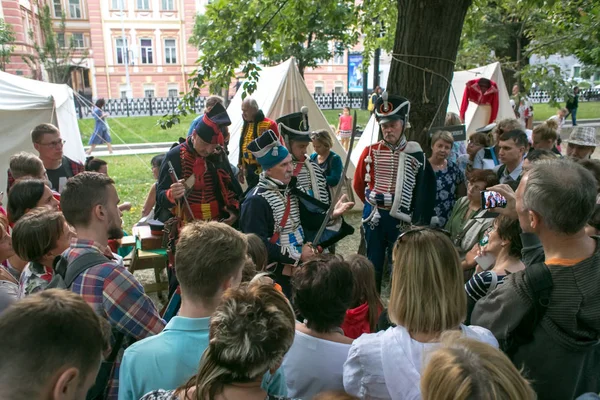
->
xmin=246 ymin=233 xmax=283 ymax=292
xmin=341 ymin=255 xmax=383 ymax=339
xmin=246 ymin=233 xmax=268 ymax=271
xmin=85 ymin=157 xmax=132 ymax=212
xmin=548 ymin=107 xmax=568 ymax=134
xmin=336 ymin=107 xmax=353 ymax=151
xmin=420 ymin=332 xmax=535 ymax=400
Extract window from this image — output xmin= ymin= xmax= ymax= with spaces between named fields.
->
xmin=334 ymin=81 xmax=344 ymax=94
xmin=56 ymin=33 xmax=65 ymax=48
xmin=23 ymin=14 xmax=32 ymax=44
xmin=314 ymin=81 xmax=324 ymax=95
xmin=168 ymin=89 xmax=178 ymax=97
xmin=162 ymin=0 xmax=174 ymax=10
xmin=573 ymin=66 xmax=581 ymax=79
xmin=69 ymin=0 xmax=82 ymax=19
xmin=252 ymin=40 xmax=263 ymax=63
xmin=53 ymin=0 xmax=62 ymax=17
xmin=164 ymin=39 xmax=176 ymax=64
xmin=71 ymin=33 xmax=84 ymax=48
xmin=333 ymin=42 xmax=344 ymax=65
xmin=121 ymin=90 xmax=128 ymax=98
xmin=145 ymin=89 xmax=155 ymax=98
xmin=140 ymin=39 xmax=153 ymax=64
xmin=111 ymin=0 xmax=126 ymax=9
xmin=115 ymin=38 xmax=129 ymax=64
xmin=137 ymin=0 xmax=150 ymax=10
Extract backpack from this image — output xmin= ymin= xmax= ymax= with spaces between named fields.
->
xmin=501 ymin=262 xmax=553 ymax=359
xmin=368 ymin=93 xmax=376 ymax=112
xmin=47 ymin=252 xmax=109 ymax=289
xmin=46 ymin=252 xmax=125 ymax=400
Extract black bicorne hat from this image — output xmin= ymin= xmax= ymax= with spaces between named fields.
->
xmin=374 ymin=92 xmax=410 ymax=127
xmin=277 ymin=106 xmax=311 ymax=143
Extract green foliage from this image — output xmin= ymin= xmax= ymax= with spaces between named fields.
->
xmin=22 ymin=2 xmax=88 ymax=83
xmin=0 ymin=19 xmax=16 ymax=71
xmin=527 ymin=0 xmax=600 ymax=67
xmin=456 ymin=0 xmax=600 ymax=101
xmin=354 ymin=0 xmax=396 ymax=68
xmin=158 ymin=0 xmax=358 ymax=130
xmin=518 ymin=63 xmax=575 ymax=107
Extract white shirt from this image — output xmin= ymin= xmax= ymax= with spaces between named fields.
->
xmin=282 ymin=329 xmax=351 ymax=398
xmin=548 ymin=115 xmax=565 ymax=133
xmin=343 ymin=324 xmax=498 ymax=400
xmin=494 ymin=162 xmax=523 ymax=185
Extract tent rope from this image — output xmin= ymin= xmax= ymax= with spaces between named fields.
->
xmin=390 ymin=55 xmax=463 ymax=133
xmin=74 ymin=92 xmax=154 ymax=172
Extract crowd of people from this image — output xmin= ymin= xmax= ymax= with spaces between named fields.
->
xmin=0 ymin=87 xmax=599 ymax=400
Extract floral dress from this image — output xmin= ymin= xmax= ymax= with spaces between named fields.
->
xmin=433 ymin=161 xmax=464 ymax=227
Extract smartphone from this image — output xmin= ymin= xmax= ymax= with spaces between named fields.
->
xmin=475 ymin=253 xmax=496 ymax=271
xmin=481 ymin=190 xmax=507 ymax=210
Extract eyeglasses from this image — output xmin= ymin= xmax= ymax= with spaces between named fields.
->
xmin=397 ymin=226 xmax=452 ymax=242
xmin=38 ymin=139 xmax=66 ymax=148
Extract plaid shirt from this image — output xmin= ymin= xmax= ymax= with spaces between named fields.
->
xmin=6 ymin=156 xmax=84 ymax=192
xmin=65 ymin=239 xmax=165 ymax=400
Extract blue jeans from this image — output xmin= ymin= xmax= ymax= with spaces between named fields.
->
xmin=363 ymin=204 xmax=402 ymax=292
xmin=571 ymin=107 xmax=578 ymax=125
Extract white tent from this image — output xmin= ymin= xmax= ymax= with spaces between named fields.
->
xmin=227 ymin=58 xmax=353 ymax=180
xmin=353 ymin=62 xmax=514 ymax=169
xmin=0 ymin=71 xmax=86 ymax=192
xmin=448 ymin=62 xmax=514 ymax=134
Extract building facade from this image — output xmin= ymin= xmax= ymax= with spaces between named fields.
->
xmin=1 ymin=0 xmax=387 ymax=99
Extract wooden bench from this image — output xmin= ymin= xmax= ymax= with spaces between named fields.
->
xmin=126 ymin=226 xmax=169 ymax=300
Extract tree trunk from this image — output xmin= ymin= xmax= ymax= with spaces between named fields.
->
xmin=388 ymin=0 xmax=472 ymax=149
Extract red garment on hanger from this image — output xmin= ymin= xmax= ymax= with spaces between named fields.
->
xmin=459 ymin=78 xmax=499 ymax=124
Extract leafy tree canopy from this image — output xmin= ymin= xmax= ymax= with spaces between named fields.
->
xmin=23 ymin=2 xmax=88 ymax=84
xmin=0 ymin=18 xmax=16 ymax=71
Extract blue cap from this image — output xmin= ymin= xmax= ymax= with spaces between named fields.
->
xmin=247 ymin=130 xmax=289 ymax=170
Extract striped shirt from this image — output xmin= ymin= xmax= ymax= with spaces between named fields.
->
xmin=465 ymin=271 xmax=506 ymax=302
xmin=65 ymin=239 xmax=165 ymax=400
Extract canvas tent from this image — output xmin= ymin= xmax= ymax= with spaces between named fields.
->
xmin=0 ymin=71 xmax=86 ymax=192
xmin=352 ymin=62 xmax=514 ymax=169
xmin=227 ymin=58 xmax=354 ymax=180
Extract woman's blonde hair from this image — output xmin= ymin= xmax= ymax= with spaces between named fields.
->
xmin=311 ymin=129 xmax=334 ymax=149
xmin=431 ymin=131 xmax=454 ymax=147
xmin=181 ymin=283 xmax=295 ymax=400
xmin=389 ymin=228 xmax=465 ymax=335
xmin=421 ymin=332 xmax=536 ymax=400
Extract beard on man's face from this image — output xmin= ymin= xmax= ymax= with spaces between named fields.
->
xmin=108 ymin=224 xmax=124 ymax=240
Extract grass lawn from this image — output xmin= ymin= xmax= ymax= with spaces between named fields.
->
xmin=108 ymin=153 xmax=159 ymax=232
xmin=78 ymin=114 xmax=196 ymax=146
xmin=77 ymin=103 xmax=600 ymax=147
xmin=77 ymin=109 xmax=373 ymax=147
xmin=532 ymin=102 xmax=600 ymax=120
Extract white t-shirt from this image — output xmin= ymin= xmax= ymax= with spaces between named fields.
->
xmin=282 ymin=330 xmax=351 ymax=398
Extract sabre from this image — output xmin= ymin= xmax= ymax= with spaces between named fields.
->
xmin=312 ymin=110 xmax=358 ymax=246
xmin=167 ymin=161 xmax=195 ymax=221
